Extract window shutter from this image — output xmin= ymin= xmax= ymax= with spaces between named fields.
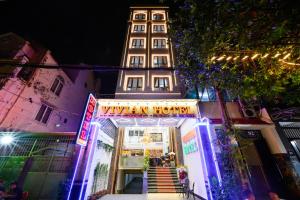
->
xmin=50 ymin=79 xmax=59 ymax=92
xmin=35 ymin=104 xmax=46 ymax=121
xmin=55 ymin=83 xmax=63 ymax=96
xmin=42 ymin=107 xmax=53 ymax=124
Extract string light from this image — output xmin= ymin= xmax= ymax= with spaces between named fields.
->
xmin=262 ymin=53 xmax=269 ymax=59
xmin=282 ymin=53 xmax=291 ymax=60
xmin=279 ymin=59 xmax=300 ymax=66
xmin=226 ymin=56 xmax=232 ymax=61
xmin=273 ymin=53 xmax=281 ymax=58
xmin=217 ymin=55 xmax=226 ymax=61
xmin=209 ymin=50 xmax=299 ymax=66
xmin=242 ymin=56 xmax=249 ymax=61
xmin=233 ymin=56 xmax=239 ymax=61
xmin=251 ymin=54 xmax=259 ymax=60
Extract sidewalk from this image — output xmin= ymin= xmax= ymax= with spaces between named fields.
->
xmin=100 ymin=193 xmax=196 ymax=200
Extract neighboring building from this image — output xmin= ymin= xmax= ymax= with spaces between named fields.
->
xmin=0 ymin=32 xmax=100 ymax=133
xmin=269 ymin=107 xmax=300 ymax=175
xmin=0 ymin=32 xmax=101 ymax=199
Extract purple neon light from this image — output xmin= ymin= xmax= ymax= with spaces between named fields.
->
xmin=67 ymin=94 xmax=97 ymax=200
xmin=194 ymin=119 xmax=213 ymax=200
xmin=67 ymin=146 xmax=83 ymax=200
xmin=78 ymin=125 xmax=98 ymax=200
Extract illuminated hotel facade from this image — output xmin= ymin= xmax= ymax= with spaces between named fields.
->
xmin=68 ymin=6 xmax=298 ymax=200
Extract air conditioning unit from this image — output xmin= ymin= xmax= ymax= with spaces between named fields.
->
xmin=238 ymin=99 xmax=261 ymax=118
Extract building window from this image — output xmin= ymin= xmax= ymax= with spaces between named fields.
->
xmin=135 ymin=13 xmax=146 ymax=20
xmin=153 ymin=25 xmax=165 ymax=33
xmin=153 ymin=13 xmax=164 ymax=20
xmin=133 ymin=25 xmax=145 ymax=32
xmin=131 ymin=39 xmax=144 ymax=48
xmin=127 ymin=77 xmax=143 ymax=91
xmin=129 ymin=56 xmax=144 ymax=68
xmin=35 ymin=103 xmax=53 ymax=124
xmin=154 ymin=77 xmax=169 ymax=91
xmin=153 ymin=39 xmax=166 ymax=48
xmin=153 ymin=56 xmax=168 ymax=67
xmin=50 ymin=76 xmax=64 ymax=96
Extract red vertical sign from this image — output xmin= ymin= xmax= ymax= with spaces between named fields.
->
xmin=76 ymin=94 xmax=96 ymax=146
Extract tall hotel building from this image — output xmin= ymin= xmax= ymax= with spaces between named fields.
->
xmin=4 ymin=6 xmax=298 ymax=200
xmin=115 ymin=6 xmax=180 ymax=99
xmin=68 ymin=6 xmax=297 ymax=200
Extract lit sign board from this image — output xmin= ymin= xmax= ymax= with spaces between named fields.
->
xmin=76 ymin=94 xmax=97 ymax=146
xmin=96 ymin=99 xmax=199 ymax=118
xmin=182 ymin=130 xmax=198 ymax=155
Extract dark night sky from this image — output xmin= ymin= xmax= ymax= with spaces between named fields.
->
xmin=0 ymin=0 xmax=166 ymax=94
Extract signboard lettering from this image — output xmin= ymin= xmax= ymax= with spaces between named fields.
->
xmin=76 ymin=94 xmax=97 ymax=146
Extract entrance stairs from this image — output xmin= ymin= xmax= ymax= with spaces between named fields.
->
xmin=147 ymin=167 xmax=182 ymax=193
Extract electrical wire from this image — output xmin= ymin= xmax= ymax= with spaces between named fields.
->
xmin=1 ymin=87 xmax=81 ymax=116
xmin=0 ymin=60 xmax=176 ymax=71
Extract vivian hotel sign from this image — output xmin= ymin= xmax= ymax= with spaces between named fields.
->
xmin=96 ymin=99 xmax=199 ymax=118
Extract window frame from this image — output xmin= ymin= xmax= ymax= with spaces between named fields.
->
xmin=153 ymin=77 xmax=170 ymax=91
xmin=50 ymin=76 xmax=64 ymax=96
xmin=153 ymin=56 xmax=168 ymax=68
xmin=35 ymin=103 xmax=53 ymax=124
xmin=153 ymin=13 xmax=164 ymax=20
xmin=129 ymin=56 xmax=144 ymax=68
xmin=133 ymin=25 xmax=145 ymax=33
xmin=153 ymin=39 xmax=166 ymax=48
xmin=131 ymin=39 xmax=145 ymax=48
xmin=126 ymin=77 xmax=143 ymax=91
xmin=153 ymin=25 xmax=165 ymax=33
xmin=134 ymin=13 xmax=146 ymax=20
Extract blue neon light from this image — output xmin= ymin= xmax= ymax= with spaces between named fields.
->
xmin=67 ymin=146 xmax=83 ymax=200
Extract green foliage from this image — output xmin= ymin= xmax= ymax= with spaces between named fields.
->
xmin=167 ymin=0 xmax=300 ymax=105
xmin=143 ymin=155 xmax=150 ymax=171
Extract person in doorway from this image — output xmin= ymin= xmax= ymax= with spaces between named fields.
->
xmin=179 ymin=168 xmax=187 ymax=185
xmin=6 ymin=181 xmax=23 ymax=200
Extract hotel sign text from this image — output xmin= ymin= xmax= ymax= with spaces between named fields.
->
xmin=99 ymin=106 xmax=196 ymax=117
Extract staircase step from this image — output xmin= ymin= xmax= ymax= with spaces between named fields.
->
xmin=148 ymin=179 xmax=179 ymax=183
xmin=148 ymin=183 xmax=182 ymax=187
